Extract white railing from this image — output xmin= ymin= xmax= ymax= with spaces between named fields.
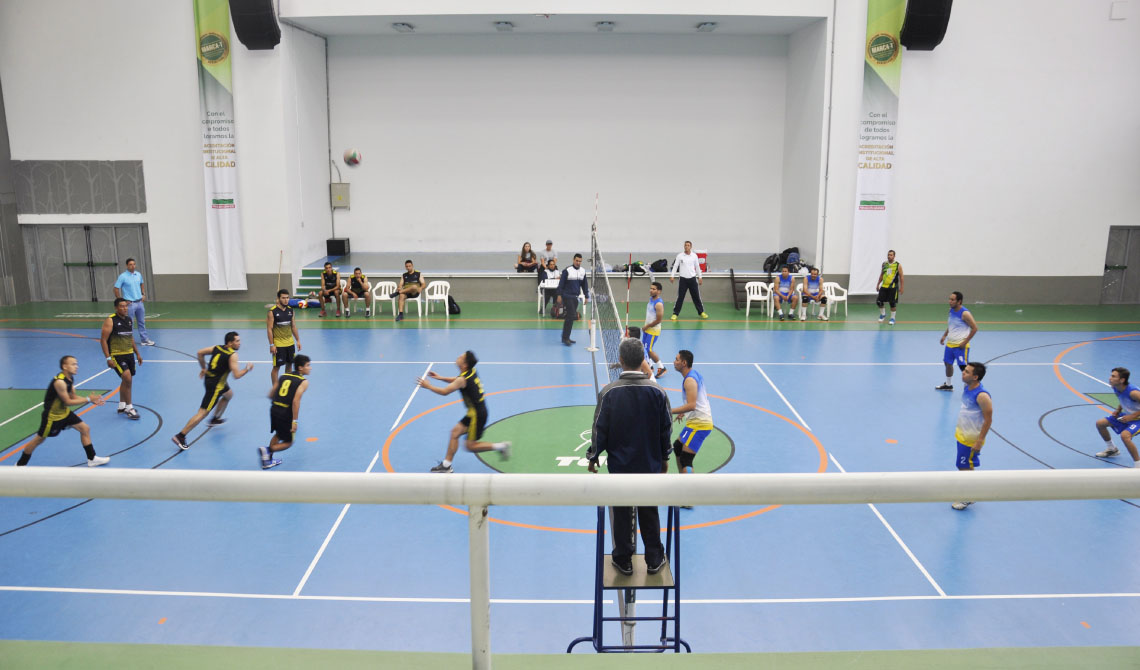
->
xmin=3 ymin=468 xmax=1139 ymax=669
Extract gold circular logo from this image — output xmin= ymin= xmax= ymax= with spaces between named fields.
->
xmin=867 ymin=32 xmax=899 ymax=65
xmin=199 ymin=32 xmax=229 ymax=65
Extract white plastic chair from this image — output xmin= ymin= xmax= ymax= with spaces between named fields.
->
xmin=425 ymin=281 xmax=451 ymax=315
xmin=372 ymin=281 xmax=397 ymax=315
xmin=823 ymin=281 xmax=848 ymax=318
xmin=744 ymin=282 xmax=771 ymax=318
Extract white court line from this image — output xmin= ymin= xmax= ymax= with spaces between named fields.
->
xmin=2 ymin=584 xmax=1136 ymax=605
xmin=291 ymin=363 xmax=433 ymax=597
xmin=1063 ymin=363 xmax=1111 ymax=388
xmin=752 ymin=364 xmax=946 ymax=598
xmin=0 ymin=368 xmax=112 ymax=429
xmin=828 ymin=454 xmax=947 ymax=598
xmin=140 ymin=360 xmax=1072 ymax=367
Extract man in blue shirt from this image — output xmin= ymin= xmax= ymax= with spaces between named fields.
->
xmin=114 ymin=258 xmax=154 ymax=346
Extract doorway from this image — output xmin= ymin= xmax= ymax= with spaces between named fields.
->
xmin=21 ymin=224 xmax=154 ymax=302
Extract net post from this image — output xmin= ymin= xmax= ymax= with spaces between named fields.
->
xmin=469 ymin=504 xmax=491 ymax=669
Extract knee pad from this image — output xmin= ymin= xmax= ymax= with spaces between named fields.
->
xmin=676 ymin=448 xmax=695 ymax=471
xmin=875 ymin=299 xmax=884 ymax=308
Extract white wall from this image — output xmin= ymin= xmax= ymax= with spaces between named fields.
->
xmin=823 ymin=0 xmax=1140 ymax=277
xmin=780 ymin=18 xmax=828 ymax=265
xmin=327 ymin=33 xmax=788 ymax=254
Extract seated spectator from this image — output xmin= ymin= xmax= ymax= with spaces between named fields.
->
xmin=538 ymin=239 xmax=557 ymax=284
xmin=516 ymin=242 xmax=539 ymax=273
xmin=390 ymin=259 xmax=424 ymax=323
xmin=318 ymin=262 xmax=342 ymax=318
xmin=800 ymin=267 xmax=828 ymax=321
xmin=773 ymin=266 xmax=799 ymax=322
xmin=344 ymin=267 xmax=373 ymax=318
xmin=539 ymin=258 xmax=560 ymax=315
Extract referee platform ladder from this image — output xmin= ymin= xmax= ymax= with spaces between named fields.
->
xmin=567 ymin=506 xmax=690 ymax=654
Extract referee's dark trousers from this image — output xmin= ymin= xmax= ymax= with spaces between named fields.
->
xmin=561 ymin=295 xmax=579 ymax=342
xmin=673 ymin=277 xmax=704 ymax=316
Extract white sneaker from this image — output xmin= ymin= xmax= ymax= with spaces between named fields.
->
xmin=499 ymin=442 xmax=512 ymax=461
xmin=87 ymin=455 xmax=110 ymax=467
xmin=1097 ymin=446 xmax=1120 ymax=458
xmin=951 ymin=501 xmax=973 ymax=510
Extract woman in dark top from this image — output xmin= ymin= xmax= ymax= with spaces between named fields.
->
xmin=516 ymin=242 xmax=538 ymax=273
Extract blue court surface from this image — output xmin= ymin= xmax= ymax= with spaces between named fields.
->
xmin=1 ymin=322 xmax=1139 ymax=655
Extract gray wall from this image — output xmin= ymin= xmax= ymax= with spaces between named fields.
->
xmin=0 ymin=79 xmax=31 ymax=305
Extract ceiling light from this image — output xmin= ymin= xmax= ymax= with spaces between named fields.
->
xmin=595 ymin=21 xmax=615 ymax=32
xmin=494 ymin=21 xmax=514 ymax=32
xmin=696 ymin=22 xmax=717 ymax=32
xmin=391 ymin=22 xmax=415 ymax=33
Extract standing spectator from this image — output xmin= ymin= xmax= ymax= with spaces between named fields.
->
xmin=876 ymin=249 xmax=904 ymax=325
xmin=391 ymin=259 xmax=424 ymax=322
xmin=538 ymin=258 xmax=560 ymax=315
xmin=668 ymin=240 xmax=707 ymax=320
xmin=114 ymin=258 xmax=154 ymax=346
xmin=516 ymin=242 xmax=539 ymax=273
xmin=936 ymin=291 xmax=979 ymax=391
xmin=587 ymin=337 xmax=672 ymax=576
xmin=950 ymin=362 xmax=993 ymax=511
xmin=556 ymin=253 xmax=588 ymax=346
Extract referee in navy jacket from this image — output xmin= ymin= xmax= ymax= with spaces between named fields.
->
xmin=556 ymin=252 xmax=589 ymax=346
xmin=587 ymin=338 xmax=673 ymax=575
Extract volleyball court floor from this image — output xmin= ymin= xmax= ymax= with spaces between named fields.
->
xmin=1 ymin=309 xmax=1139 ymax=655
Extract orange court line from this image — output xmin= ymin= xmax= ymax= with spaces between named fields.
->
xmin=1051 ymin=333 xmax=1140 ymax=412
xmin=0 ymin=386 xmax=121 ymax=463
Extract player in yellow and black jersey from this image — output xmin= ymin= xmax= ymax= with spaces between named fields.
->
xmin=171 ymin=331 xmax=255 ymax=450
xmin=318 ymin=262 xmax=343 ymax=318
xmin=101 ymin=297 xmax=142 ymax=420
xmin=344 ymin=267 xmax=373 ymax=318
xmin=267 ymin=289 xmax=301 ymax=387
xmin=15 ymin=355 xmax=109 ymax=467
xmin=417 ymin=350 xmax=511 ymax=473
xmin=259 ymin=355 xmax=311 ymax=469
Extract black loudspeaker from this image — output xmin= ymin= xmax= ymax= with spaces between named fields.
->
xmin=327 ymin=238 xmax=351 ymax=258
xmin=900 ymin=0 xmax=953 ymax=51
xmin=229 ymin=0 xmax=281 ymax=50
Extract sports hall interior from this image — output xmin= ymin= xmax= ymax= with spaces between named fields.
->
xmin=0 ymin=1 xmax=1138 ymax=668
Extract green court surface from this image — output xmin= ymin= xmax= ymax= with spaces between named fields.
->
xmin=4 ymin=300 xmax=1140 ymax=332
xmin=1 ymin=641 xmax=1137 ymax=670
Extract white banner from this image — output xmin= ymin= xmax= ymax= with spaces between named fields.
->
xmin=195 ymin=0 xmax=248 ymax=291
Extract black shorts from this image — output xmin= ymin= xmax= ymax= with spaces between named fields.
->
xmin=460 ymin=405 xmax=488 ymax=441
xmin=200 ymin=377 xmax=230 ymax=411
xmin=37 ymin=411 xmax=82 ymax=438
xmin=346 ymin=288 xmax=367 ymax=299
xmin=110 ymin=354 xmax=136 ymax=378
xmin=270 ymin=408 xmax=294 ymax=443
xmin=274 ymin=345 xmax=295 ymax=368
xmin=876 ymin=286 xmax=899 ymax=307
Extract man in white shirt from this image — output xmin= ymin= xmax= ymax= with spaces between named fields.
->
xmin=668 ymin=240 xmax=707 ymax=320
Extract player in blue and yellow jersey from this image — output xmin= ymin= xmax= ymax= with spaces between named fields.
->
xmin=936 ymin=291 xmax=979 ymax=391
xmin=951 ymin=362 xmax=993 ymax=510
xmin=1094 ymin=367 xmax=1140 ymax=467
xmin=773 ymin=266 xmax=799 ymax=322
xmin=671 ymin=350 xmax=713 ymax=502
xmin=259 ymin=355 xmax=311 ymax=469
xmin=15 ymin=355 xmax=109 ymax=467
xmin=100 ymin=297 xmax=142 ymax=420
xmin=418 ymin=350 xmax=511 ymax=473
xmin=171 ymin=331 xmax=255 ymax=450
xmin=800 ymin=267 xmax=829 ymax=321
xmin=267 ymin=289 xmax=302 ymax=388
xmin=642 ymin=281 xmax=666 ymax=377
xmin=875 ymin=249 xmax=904 ymax=324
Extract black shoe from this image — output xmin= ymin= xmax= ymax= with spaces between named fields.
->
xmin=566 ymin=338 xmax=576 ymax=344
xmin=935 ymin=383 xmax=954 ymax=391
xmin=208 ymin=417 xmax=226 ymax=426
xmin=171 ymin=434 xmax=189 ymax=450
xmin=395 ymin=313 xmax=404 ymax=322
xmin=389 ymin=291 xmax=399 ymax=299
xmin=611 ymin=558 xmax=633 ymax=576
xmin=646 ymin=556 xmax=667 ymax=575
xmin=562 ymin=339 xmax=573 ymax=346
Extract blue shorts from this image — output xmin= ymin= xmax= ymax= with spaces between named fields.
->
xmin=943 ymin=343 xmax=970 ymax=367
xmin=641 ymin=330 xmax=658 ymax=355
xmin=677 ymin=425 xmax=712 ymax=453
xmin=1106 ymin=416 xmax=1140 ymax=436
xmin=776 ymin=290 xmax=793 ymax=301
xmin=956 ymin=441 xmax=980 ymax=470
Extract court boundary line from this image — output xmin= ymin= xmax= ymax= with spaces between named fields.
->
xmin=138 ymin=359 xmax=1074 ymax=367
xmin=753 ymin=364 xmax=947 ymax=598
xmin=1 ymin=584 xmax=1136 ymax=605
xmin=1062 ymin=363 xmax=1111 ymax=388
xmin=291 ymin=363 xmax=434 ymax=597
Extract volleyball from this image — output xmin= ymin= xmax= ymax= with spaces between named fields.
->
xmin=343 ymin=149 xmax=362 ymax=166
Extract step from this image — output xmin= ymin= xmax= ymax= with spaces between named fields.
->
xmin=602 ymin=554 xmax=674 ymax=589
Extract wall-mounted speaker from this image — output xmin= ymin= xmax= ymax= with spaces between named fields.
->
xmin=900 ymin=0 xmax=953 ymax=51
xmin=229 ymin=0 xmax=281 ymax=50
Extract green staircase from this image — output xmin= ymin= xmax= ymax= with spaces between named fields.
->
xmin=294 ymin=268 xmax=323 ymax=298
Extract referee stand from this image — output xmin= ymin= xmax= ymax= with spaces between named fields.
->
xmin=567 ymin=505 xmax=690 ymax=654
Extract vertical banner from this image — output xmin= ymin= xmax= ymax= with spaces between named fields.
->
xmin=848 ymin=0 xmax=905 ymax=294
xmin=194 ymin=0 xmax=248 ymax=290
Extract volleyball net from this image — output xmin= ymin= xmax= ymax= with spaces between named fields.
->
xmin=589 ymin=223 xmax=627 ymax=388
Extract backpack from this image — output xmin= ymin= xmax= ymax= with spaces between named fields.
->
xmin=447 ymin=295 xmax=461 ymax=315
xmin=631 ymin=262 xmax=647 ymax=276
xmin=786 ymin=252 xmax=800 ymax=267
xmin=763 ymin=253 xmax=780 ymax=272
xmin=778 ymin=247 xmax=800 ymax=266
xmin=649 ymin=259 xmax=669 ymax=273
